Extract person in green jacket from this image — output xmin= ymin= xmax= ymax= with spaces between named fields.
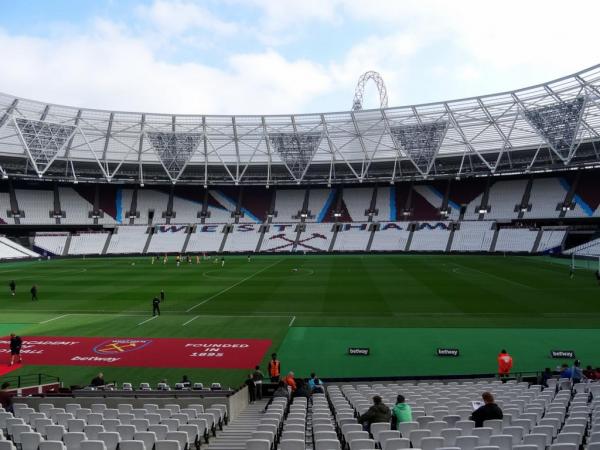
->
xmin=391 ymin=394 xmax=413 ymax=430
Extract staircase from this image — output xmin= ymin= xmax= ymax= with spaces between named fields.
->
xmin=206 ymin=400 xmax=268 ymax=450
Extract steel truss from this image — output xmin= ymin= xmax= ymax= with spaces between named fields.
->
xmin=0 ymin=64 xmax=600 ymax=185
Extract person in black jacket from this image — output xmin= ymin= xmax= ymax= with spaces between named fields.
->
xmin=470 ymin=392 xmax=503 ymax=427
xmin=30 ymin=285 xmax=38 ymax=301
xmin=9 ymin=334 xmax=22 ymax=366
xmin=9 ymin=280 xmax=15 ymax=296
xmin=152 ymin=297 xmax=161 ymax=316
xmin=292 ymin=379 xmax=311 ymax=400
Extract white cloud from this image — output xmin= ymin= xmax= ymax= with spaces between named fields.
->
xmin=136 ymin=0 xmax=238 ymax=37
xmin=0 ymin=22 xmax=332 ymax=115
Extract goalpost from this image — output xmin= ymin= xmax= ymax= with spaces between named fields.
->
xmin=571 ymin=252 xmax=600 ymax=272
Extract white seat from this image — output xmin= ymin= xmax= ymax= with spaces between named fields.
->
xmin=97 ymin=432 xmax=120 ymax=450
xmin=63 ymin=432 xmax=86 ymax=450
xmin=86 ymin=415 xmax=103 ymax=427
xmin=587 ymin=444 xmax=600 ymax=450
xmin=370 ymin=422 xmax=390 ymax=442
xmin=244 ymin=439 xmax=270 ymax=450
xmin=165 ymin=431 xmax=187 ymax=450
xmin=0 ymin=443 xmax=15 ymax=450
xmin=421 ymin=437 xmax=445 ymax=450
xmin=511 ymin=446 xmax=537 ymax=450
xmin=84 ymin=426 xmax=104 ymax=441
xmin=154 ymin=441 xmax=179 ymax=450
xmin=101 ymin=421 xmax=119 ymax=433
xmin=91 ymin=406 xmax=107 ymax=414
xmin=554 ymin=433 xmax=580 ymax=445
xmin=409 ymin=430 xmax=432 ymax=448
xmin=134 ymin=432 xmax=157 ymax=450
xmin=502 ymin=426 xmax=524 ymax=445
xmin=522 ymin=434 xmax=546 ymax=450
xmin=314 ymin=439 xmax=341 ymax=450
xmin=455 ymin=435 xmax=479 ymax=450
xmin=39 ymin=442 xmax=65 ymax=450
xmin=473 ymin=447 xmax=500 ymax=450
xmin=21 ymin=432 xmax=44 ymax=450
xmin=118 ymin=406 xmax=133 ymax=415
xmin=377 ymin=430 xmax=402 ymax=447
xmin=472 ymin=428 xmax=493 ymax=446
xmin=148 ymin=426 xmax=169 ymax=441
xmin=280 ymin=439 xmax=306 ymax=450
xmin=488 ymin=435 xmax=512 ymax=450
xmin=548 ymin=445 xmax=577 ymax=450
xmin=382 ymin=438 xmax=411 ymax=450
xmin=441 ymin=428 xmax=462 ymax=447
xmin=116 ymin=426 xmax=136 ymax=441
xmin=281 ymin=431 xmax=304 ymax=441
xmin=176 ymin=425 xmax=199 ymax=448
xmin=118 ymin=441 xmax=146 ymax=450
xmin=45 ymin=426 xmax=65 ymax=442
xmin=483 ymin=420 xmax=503 ymax=435
xmin=349 ymin=439 xmax=375 ymax=450
xmin=456 ymin=421 xmax=475 ymax=436
xmin=131 ymin=420 xmax=150 ymax=432
xmin=12 ymin=425 xmax=33 ymax=444
xmin=67 ymin=420 xmax=85 ymax=433
xmin=80 ymin=441 xmax=106 ymax=450
xmin=530 ymin=426 xmax=553 ymax=446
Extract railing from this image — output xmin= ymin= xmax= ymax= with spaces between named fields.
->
xmin=0 ymin=372 xmax=60 ymax=388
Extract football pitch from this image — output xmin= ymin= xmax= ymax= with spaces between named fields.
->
xmin=0 ymin=254 xmax=599 ymax=388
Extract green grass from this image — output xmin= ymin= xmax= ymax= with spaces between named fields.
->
xmin=0 ymin=254 xmax=598 ymax=388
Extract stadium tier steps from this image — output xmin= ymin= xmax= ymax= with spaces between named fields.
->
xmin=0 ymin=401 xmax=230 ymax=450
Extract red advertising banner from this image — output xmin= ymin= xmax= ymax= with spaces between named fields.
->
xmin=0 ymin=336 xmax=272 ymax=369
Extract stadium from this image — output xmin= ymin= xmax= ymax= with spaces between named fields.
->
xmin=1 ymin=25 xmax=600 ymax=450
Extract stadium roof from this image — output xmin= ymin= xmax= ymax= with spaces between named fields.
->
xmin=1 ymin=64 xmax=600 ymax=185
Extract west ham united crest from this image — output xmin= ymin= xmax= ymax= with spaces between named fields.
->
xmin=93 ymin=339 xmax=153 ymax=355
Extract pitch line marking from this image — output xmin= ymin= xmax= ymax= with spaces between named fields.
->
xmin=186 ymin=258 xmax=284 ymax=313
xmin=289 ymin=316 xmax=296 ymax=327
xmin=137 ymin=316 xmax=158 ymax=326
xmin=182 ymin=316 xmax=199 ymax=326
xmin=39 ymin=314 xmax=70 ymax=324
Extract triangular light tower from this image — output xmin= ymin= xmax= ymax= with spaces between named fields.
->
xmin=390 ymin=121 xmax=448 ymax=174
xmin=147 ymin=132 xmax=203 ymax=181
xmin=523 ymin=96 xmax=585 ymax=162
xmin=269 ymin=132 xmax=322 ymax=180
xmin=15 ymin=118 xmax=77 ymax=175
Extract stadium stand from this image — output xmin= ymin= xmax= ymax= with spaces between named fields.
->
xmin=0 ymin=236 xmax=39 ymax=259
xmin=343 ymin=187 xmax=374 ymax=222
xmin=522 ymin=178 xmax=565 ymax=219
xmin=170 ymin=187 xmax=203 ymax=224
xmin=146 ymin=225 xmax=188 ymax=254
xmin=537 ymin=229 xmax=567 ymax=252
xmin=185 ymin=225 xmax=225 ymax=253
xmin=298 ymin=223 xmax=334 ymax=251
xmin=374 ymin=187 xmax=392 ymax=221
xmin=0 ymin=190 xmax=13 ymax=224
xmin=68 ymin=232 xmax=110 ymax=255
xmin=494 ymin=228 xmax=539 ymax=253
xmin=333 ymin=223 xmax=371 ymax=252
xmin=59 ymin=188 xmax=95 ymax=225
xmin=133 ymin=189 xmax=169 ymax=225
xmin=564 ymin=237 xmax=600 ymax=257
xmin=16 ymin=189 xmax=55 ymax=224
xmin=34 ymin=232 xmax=69 ymax=256
xmin=306 ymin=189 xmax=331 ymax=223
xmin=410 ymin=225 xmax=451 ymax=251
xmin=261 ymin=224 xmax=298 ymax=252
xmin=223 ymin=225 xmax=261 ymax=253
xmin=370 ymin=222 xmax=411 ymax=251
xmin=208 ymin=189 xmax=238 ymax=223
xmin=450 ymin=221 xmax=495 ymax=252
xmin=484 ymin=180 xmax=527 ymax=220
xmin=274 ymin=189 xmax=305 ymax=222
xmin=106 ymin=226 xmax=149 ymax=254
xmin=3 ymin=377 xmax=596 ymax=450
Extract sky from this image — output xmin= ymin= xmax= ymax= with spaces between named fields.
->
xmin=0 ymin=0 xmax=598 ymax=115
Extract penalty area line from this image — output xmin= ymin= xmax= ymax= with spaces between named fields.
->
xmin=289 ymin=316 xmax=296 ymax=327
xmin=186 ymin=258 xmax=284 ymax=313
xmin=39 ymin=314 xmax=71 ymax=324
xmin=137 ymin=316 xmax=158 ymax=326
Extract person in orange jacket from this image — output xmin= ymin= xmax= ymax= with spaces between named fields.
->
xmin=497 ymin=349 xmax=513 ymax=378
xmin=267 ymin=353 xmax=281 ymax=382
xmin=284 ymin=371 xmax=297 ymax=392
